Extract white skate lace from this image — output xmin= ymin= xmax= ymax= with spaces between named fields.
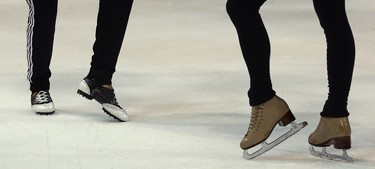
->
xmin=35 ymin=91 xmax=51 ymax=103
xmin=248 ymin=104 xmax=264 ymax=135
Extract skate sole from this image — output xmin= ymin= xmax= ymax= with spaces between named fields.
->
xmin=36 ymin=111 xmax=55 ymax=115
xmin=77 ymin=89 xmax=94 ymax=100
xmin=309 ymin=136 xmax=351 ymax=149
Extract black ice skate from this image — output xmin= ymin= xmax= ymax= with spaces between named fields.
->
xmin=31 ymin=90 xmax=55 ymax=115
xmin=77 ymin=77 xmax=128 ymax=122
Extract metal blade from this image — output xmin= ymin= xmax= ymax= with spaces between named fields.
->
xmin=243 ymin=121 xmax=308 ymax=160
xmin=309 ymin=146 xmax=354 ymax=163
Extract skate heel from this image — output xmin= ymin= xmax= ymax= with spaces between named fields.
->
xmin=333 ymin=136 xmax=351 ymax=149
xmin=278 ymin=110 xmax=296 ymax=126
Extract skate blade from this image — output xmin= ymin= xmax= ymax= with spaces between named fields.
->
xmin=309 ymin=146 xmax=353 ymax=163
xmin=243 ymin=121 xmax=308 ymax=160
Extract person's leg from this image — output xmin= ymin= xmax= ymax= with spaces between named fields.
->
xmin=86 ymin=0 xmax=134 ymax=85
xmin=227 ymin=0 xmax=306 ymax=155
xmin=77 ymin=0 xmax=134 ymax=122
xmin=314 ymin=0 xmax=355 ymax=118
xmin=309 ymin=0 xmax=355 ymax=161
xmin=227 ymin=0 xmax=275 ymax=106
xmin=26 ymin=0 xmax=58 ymax=114
xmin=26 ymin=0 xmax=58 ymax=92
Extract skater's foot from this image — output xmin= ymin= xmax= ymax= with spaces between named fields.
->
xmin=77 ymin=77 xmax=128 ymax=122
xmin=308 ymin=116 xmax=352 ymax=162
xmin=31 ymin=90 xmax=55 ymax=115
xmin=240 ymin=95 xmax=294 ymax=150
xmin=309 ymin=117 xmax=351 ymax=149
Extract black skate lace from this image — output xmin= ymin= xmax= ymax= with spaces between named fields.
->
xmin=35 ymin=91 xmax=51 ymax=103
xmin=248 ymin=104 xmax=264 ymax=135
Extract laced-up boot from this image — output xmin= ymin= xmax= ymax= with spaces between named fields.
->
xmin=31 ymin=90 xmax=55 ymax=115
xmin=240 ymin=95 xmax=295 ymax=150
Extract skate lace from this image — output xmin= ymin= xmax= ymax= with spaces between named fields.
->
xmin=248 ymin=104 xmax=264 ymax=135
xmin=35 ymin=91 xmax=51 ymax=103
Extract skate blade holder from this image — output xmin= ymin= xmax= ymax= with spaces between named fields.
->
xmin=243 ymin=121 xmax=308 ymax=160
xmin=309 ymin=146 xmax=354 ymax=163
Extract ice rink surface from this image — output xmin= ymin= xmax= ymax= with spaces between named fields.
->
xmin=1 ymin=0 xmax=374 ymax=168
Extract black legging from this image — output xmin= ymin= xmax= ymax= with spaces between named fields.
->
xmin=226 ymin=0 xmax=355 ymax=117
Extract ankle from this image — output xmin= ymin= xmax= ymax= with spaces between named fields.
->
xmin=101 ymin=84 xmax=113 ymax=89
xmin=87 ymin=77 xmax=113 ymax=89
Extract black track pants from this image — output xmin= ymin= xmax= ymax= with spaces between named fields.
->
xmin=26 ymin=0 xmax=134 ymax=91
xmin=26 ymin=0 xmax=57 ymax=92
xmin=86 ymin=0 xmax=134 ymax=85
xmin=226 ymin=0 xmax=355 ymax=117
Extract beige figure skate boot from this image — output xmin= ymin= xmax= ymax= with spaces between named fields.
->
xmin=309 ymin=117 xmax=353 ymax=162
xmin=241 ymin=95 xmax=307 ymax=159
xmin=309 ymin=117 xmax=351 ymax=148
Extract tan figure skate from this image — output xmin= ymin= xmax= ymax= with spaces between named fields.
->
xmin=309 ymin=117 xmax=353 ymax=162
xmin=241 ymin=95 xmax=308 ymax=160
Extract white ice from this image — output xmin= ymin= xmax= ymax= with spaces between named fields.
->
xmin=1 ymin=0 xmax=374 ymax=169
